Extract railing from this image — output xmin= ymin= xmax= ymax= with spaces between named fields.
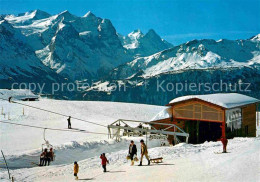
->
xmin=107 ymin=119 xmax=189 ymax=143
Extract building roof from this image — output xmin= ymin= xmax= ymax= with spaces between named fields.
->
xmin=150 ymin=107 xmax=172 ymax=121
xmin=0 ymin=89 xmax=39 ymax=100
xmin=168 ymin=93 xmax=259 ymax=109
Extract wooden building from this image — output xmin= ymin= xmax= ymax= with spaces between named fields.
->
xmin=151 ymin=93 xmax=259 ymax=144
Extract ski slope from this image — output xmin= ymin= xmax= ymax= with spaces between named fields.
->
xmin=0 ymin=98 xmax=165 ymax=155
xmin=1 ymin=137 xmax=260 ymax=182
xmin=0 ymin=97 xmax=260 ymax=181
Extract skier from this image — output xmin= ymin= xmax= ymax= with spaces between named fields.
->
xmin=220 ymin=137 xmax=228 ymax=153
xmin=100 ymin=153 xmax=109 ymax=172
xmin=67 ymin=116 xmax=72 ymax=129
xmin=129 ymin=140 xmax=137 ymax=166
xmin=74 ymin=161 xmax=79 ymax=180
xmin=39 ymin=149 xmax=47 ymax=166
xmin=138 ymin=139 xmax=150 ymax=166
xmin=8 ymin=96 xmax=12 ymax=103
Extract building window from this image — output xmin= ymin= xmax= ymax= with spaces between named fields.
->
xmin=245 ymin=125 xmax=249 ymax=136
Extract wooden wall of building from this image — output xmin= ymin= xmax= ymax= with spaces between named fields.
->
xmin=242 ymin=104 xmax=256 ymax=137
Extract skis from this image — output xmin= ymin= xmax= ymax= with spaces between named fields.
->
xmin=31 ymin=162 xmax=41 ymax=166
xmin=214 ymin=152 xmax=230 ymax=154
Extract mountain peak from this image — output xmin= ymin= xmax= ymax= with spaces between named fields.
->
xmin=57 ymin=10 xmax=76 ymax=21
xmin=147 ymin=29 xmax=156 ymax=34
xmin=128 ymin=29 xmax=143 ymax=38
xmin=145 ymin=29 xmax=160 ymax=38
xmin=59 ymin=10 xmax=70 ymax=16
xmin=250 ymin=34 xmax=260 ymax=41
xmin=133 ymin=29 xmax=141 ymax=33
xmin=83 ymin=11 xmax=96 ymax=18
xmin=31 ymin=9 xmax=51 ymax=19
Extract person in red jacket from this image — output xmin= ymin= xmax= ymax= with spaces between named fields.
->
xmin=220 ymin=137 xmax=228 ymax=153
xmin=100 ymin=153 xmax=109 ymax=172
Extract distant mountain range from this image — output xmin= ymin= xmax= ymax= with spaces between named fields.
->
xmin=110 ymin=37 xmax=260 ymax=79
xmin=1 ymin=10 xmax=260 ymax=103
xmin=83 ymin=34 xmax=260 ymax=104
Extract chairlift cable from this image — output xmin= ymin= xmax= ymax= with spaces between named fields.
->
xmin=0 ymin=120 xmax=110 ymax=136
xmin=0 ymin=97 xmax=106 ymax=127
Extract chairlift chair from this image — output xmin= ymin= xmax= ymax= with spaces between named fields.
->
xmin=41 ymin=129 xmax=55 ymax=161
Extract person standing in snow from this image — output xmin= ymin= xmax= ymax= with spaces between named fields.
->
xmin=100 ymin=153 xmax=109 ymax=172
xmin=138 ymin=139 xmax=150 ymax=166
xmin=220 ymin=137 xmax=228 ymax=153
xmin=67 ymin=116 xmax=72 ymax=129
xmin=74 ymin=161 xmax=79 ymax=180
xmin=129 ymin=140 xmax=137 ymax=166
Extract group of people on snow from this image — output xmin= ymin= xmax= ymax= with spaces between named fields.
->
xmin=72 ymin=139 xmax=149 ymax=180
xmin=39 ymin=148 xmax=54 ymax=166
xmin=129 ymin=139 xmax=150 ymax=166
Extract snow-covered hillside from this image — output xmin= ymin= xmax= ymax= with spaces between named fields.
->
xmin=0 ymin=98 xmax=165 ymax=155
xmin=0 ymin=96 xmax=259 ymax=181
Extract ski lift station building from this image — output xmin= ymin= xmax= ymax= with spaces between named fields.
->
xmin=151 ymin=93 xmax=259 ymax=144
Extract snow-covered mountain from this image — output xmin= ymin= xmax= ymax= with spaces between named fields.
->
xmin=2 ymin=10 xmax=260 ymax=103
xmin=250 ymin=33 xmax=260 ymax=41
xmin=0 ymin=19 xmax=78 ymax=97
xmin=118 ymin=29 xmax=173 ymax=57
xmin=0 ymin=19 xmax=63 ymax=82
xmin=110 ymin=38 xmax=260 ymax=79
xmin=4 ymin=9 xmax=51 ymax=25
xmin=82 ymin=36 xmax=260 ymax=105
xmin=2 ymin=10 xmax=171 ymax=80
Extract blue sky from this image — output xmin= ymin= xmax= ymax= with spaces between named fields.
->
xmin=0 ymin=0 xmax=259 ymax=45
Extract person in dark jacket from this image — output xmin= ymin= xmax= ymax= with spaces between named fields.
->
xmin=67 ymin=116 xmax=71 ymax=129
xmin=8 ymin=97 xmax=12 ymax=103
xmin=39 ymin=149 xmax=47 ymax=166
xmin=45 ymin=148 xmax=54 ymax=166
xmin=129 ymin=140 xmax=137 ymax=166
xmin=100 ymin=153 xmax=109 ymax=172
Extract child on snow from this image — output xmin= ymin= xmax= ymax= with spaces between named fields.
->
xmin=74 ymin=161 xmax=79 ymax=180
xmin=100 ymin=153 xmax=109 ymax=172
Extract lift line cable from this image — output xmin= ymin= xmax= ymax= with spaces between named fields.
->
xmin=0 ymin=120 xmax=110 ymax=136
xmin=0 ymin=97 xmax=106 ymax=127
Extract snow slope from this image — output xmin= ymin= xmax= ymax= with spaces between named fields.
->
xmin=1 ymin=138 xmax=259 ymax=182
xmin=0 ymin=98 xmax=165 ymax=155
